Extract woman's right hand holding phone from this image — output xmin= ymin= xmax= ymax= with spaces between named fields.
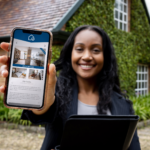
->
xmin=0 ymin=42 xmax=57 ymax=115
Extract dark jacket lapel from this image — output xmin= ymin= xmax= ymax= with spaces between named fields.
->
xmin=110 ymin=92 xmax=130 ymax=115
xmin=66 ymin=80 xmax=78 ymax=119
xmin=71 ymin=83 xmax=78 ymax=115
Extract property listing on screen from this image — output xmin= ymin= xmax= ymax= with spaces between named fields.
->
xmin=7 ymin=30 xmax=50 ymax=108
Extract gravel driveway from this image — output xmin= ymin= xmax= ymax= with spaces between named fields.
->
xmin=0 ymin=125 xmax=150 ymax=150
xmin=0 ymin=128 xmax=44 ymax=150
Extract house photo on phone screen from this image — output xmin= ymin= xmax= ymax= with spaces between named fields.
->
xmin=28 ymin=69 xmax=43 ymax=80
xmin=12 ymin=67 xmax=27 ymax=78
xmin=13 ymin=46 xmax=45 ymax=68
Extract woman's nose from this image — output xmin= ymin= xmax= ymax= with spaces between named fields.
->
xmin=82 ymin=50 xmax=92 ymax=60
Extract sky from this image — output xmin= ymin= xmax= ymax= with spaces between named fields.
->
xmin=145 ymin=0 xmax=150 ymax=16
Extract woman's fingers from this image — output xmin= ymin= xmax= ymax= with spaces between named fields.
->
xmin=0 ymin=42 xmax=10 ymax=52
xmin=0 ymin=43 xmax=9 ymax=77
xmin=0 ymin=65 xmax=8 ymax=77
xmin=1 ymin=70 xmax=8 ymax=77
xmin=0 ymin=55 xmax=9 ymax=64
xmin=0 ymin=85 xmax=6 ymax=93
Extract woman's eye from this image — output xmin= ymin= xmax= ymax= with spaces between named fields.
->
xmin=76 ymin=48 xmax=83 ymax=51
xmin=93 ymin=49 xmax=101 ymax=53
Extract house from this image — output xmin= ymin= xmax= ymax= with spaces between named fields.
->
xmin=0 ymin=0 xmax=150 ymax=96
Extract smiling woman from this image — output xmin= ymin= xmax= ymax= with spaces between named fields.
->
xmin=0 ymin=25 xmax=141 ymax=150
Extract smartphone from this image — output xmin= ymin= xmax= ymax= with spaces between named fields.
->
xmin=4 ymin=27 xmax=52 ymax=109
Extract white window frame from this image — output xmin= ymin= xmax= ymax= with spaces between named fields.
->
xmin=114 ymin=0 xmax=128 ymax=31
xmin=135 ymin=65 xmax=149 ymax=96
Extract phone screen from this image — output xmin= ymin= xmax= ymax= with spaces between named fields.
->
xmin=6 ymin=29 xmax=51 ymax=108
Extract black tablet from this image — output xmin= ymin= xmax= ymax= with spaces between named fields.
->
xmin=59 ymin=115 xmax=139 ymax=150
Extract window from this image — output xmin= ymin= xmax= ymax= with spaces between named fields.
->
xmin=114 ymin=0 xmax=128 ymax=31
xmin=135 ymin=65 xmax=149 ymax=96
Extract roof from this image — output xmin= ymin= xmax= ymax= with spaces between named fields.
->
xmin=0 ymin=0 xmax=84 ymax=38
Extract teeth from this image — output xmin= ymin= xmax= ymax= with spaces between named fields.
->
xmin=80 ymin=65 xmax=93 ymax=69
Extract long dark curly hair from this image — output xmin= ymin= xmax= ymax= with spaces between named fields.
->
xmin=54 ymin=25 xmax=133 ymax=118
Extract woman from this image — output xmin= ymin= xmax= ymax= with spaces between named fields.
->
xmin=0 ymin=25 xmax=141 ymax=150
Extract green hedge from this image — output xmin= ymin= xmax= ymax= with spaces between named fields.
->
xmin=130 ymin=95 xmax=150 ymax=121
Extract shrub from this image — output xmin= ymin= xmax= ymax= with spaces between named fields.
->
xmin=130 ymin=94 xmax=150 ymax=121
xmin=0 ymin=96 xmax=31 ymax=125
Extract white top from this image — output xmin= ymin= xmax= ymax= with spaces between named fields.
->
xmin=77 ymin=100 xmax=111 ymax=115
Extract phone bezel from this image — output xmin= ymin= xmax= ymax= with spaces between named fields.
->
xmin=4 ymin=27 xmax=53 ymax=110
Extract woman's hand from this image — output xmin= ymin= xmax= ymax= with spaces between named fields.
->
xmin=0 ymin=42 xmax=57 ymax=115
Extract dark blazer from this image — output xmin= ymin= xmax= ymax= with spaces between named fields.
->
xmin=21 ymin=84 xmax=141 ymax=150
